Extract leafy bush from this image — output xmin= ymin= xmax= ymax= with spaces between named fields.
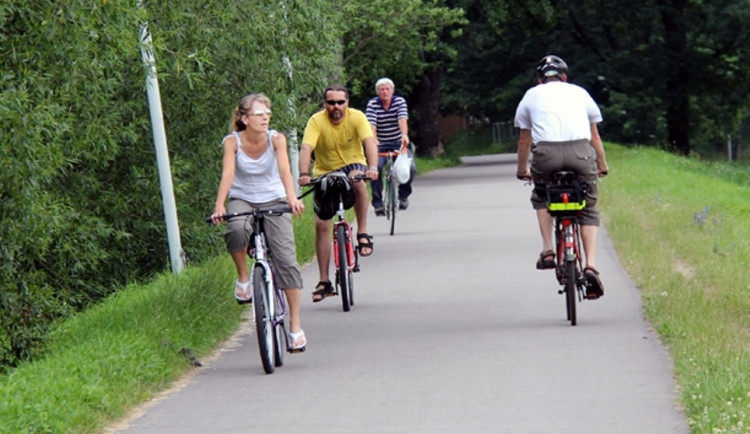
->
xmin=0 ymin=0 xmax=342 ymax=369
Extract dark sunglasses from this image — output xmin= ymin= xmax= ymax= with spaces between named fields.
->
xmin=325 ymin=99 xmax=347 ymax=106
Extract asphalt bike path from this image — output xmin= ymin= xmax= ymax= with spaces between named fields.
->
xmin=112 ymin=154 xmax=689 ymax=433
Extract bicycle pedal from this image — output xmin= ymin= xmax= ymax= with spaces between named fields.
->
xmin=353 ymin=265 xmax=360 ymax=273
xmin=557 ymin=289 xmax=564 ymax=295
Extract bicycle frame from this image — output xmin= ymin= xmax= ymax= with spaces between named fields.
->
xmin=378 ymin=149 xmax=400 ymax=235
xmin=554 ymin=216 xmax=584 ymax=287
xmin=249 ymin=227 xmax=287 ymax=328
xmin=331 ymin=209 xmax=357 ymax=271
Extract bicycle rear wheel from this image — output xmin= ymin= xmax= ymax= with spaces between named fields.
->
xmin=335 ymin=225 xmax=351 ymax=312
xmin=564 ymin=259 xmax=577 ymax=326
xmin=388 ymin=174 xmax=397 ymax=236
xmin=272 ymin=288 xmax=285 ymax=367
xmin=253 ymin=266 xmax=275 ymax=373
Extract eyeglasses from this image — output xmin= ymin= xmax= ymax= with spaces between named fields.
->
xmin=247 ymin=109 xmax=272 ymax=117
xmin=325 ymin=100 xmax=347 ymax=106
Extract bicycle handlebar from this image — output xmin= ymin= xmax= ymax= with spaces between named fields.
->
xmin=378 ymin=149 xmax=404 ymax=158
xmin=305 ymin=173 xmax=368 ymax=184
xmin=206 ymin=207 xmax=293 ymax=224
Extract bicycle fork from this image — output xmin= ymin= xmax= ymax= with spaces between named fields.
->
xmin=249 ymin=234 xmax=285 ymax=325
xmin=332 ymin=222 xmax=357 ymax=270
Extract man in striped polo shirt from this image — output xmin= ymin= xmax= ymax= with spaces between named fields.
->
xmin=366 ymin=77 xmax=415 ymax=215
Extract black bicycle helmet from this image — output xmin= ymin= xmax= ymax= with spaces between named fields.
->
xmin=536 ymin=55 xmax=568 ymax=79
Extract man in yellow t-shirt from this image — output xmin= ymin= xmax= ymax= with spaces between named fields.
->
xmin=298 ymin=84 xmax=379 ymax=303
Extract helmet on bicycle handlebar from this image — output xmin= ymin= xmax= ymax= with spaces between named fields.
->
xmin=313 ymin=171 xmax=355 ymax=220
xmin=536 ymin=55 xmax=568 ymax=80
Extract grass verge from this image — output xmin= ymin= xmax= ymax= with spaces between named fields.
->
xmin=599 ymin=144 xmax=749 ymax=433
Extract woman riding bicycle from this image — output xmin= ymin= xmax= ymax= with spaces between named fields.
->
xmin=210 ymin=93 xmax=307 ymax=351
xmin=514 ymin=55 xmax=609 ymax=299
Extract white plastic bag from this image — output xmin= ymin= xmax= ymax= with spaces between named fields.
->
xmin=393 ymin=151 xmax=412 ymax=184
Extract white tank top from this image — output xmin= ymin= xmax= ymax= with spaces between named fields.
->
xmin=225 ymin=130 xmax=286 ymax=203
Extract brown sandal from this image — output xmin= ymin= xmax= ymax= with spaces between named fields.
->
xmin=536 ymin=250 xmax=556 ymax=270
xmin=583 ymin=267 xmax=604 ymax=299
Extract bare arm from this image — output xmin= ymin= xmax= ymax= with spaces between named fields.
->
xmin=273 ymin=133 xmax=305 ymax=217
xmin=298 ymin=143 xmax=314 ymax=185
xmin=362 ymin=136 xmax=379 ymax=180
xmin=398 ymin=117 xmax=409 ymax=148
xmin=211 ymin=136 xmax=238 ymax=222
xmin=590 ymin=123 xmax=609 ymax=176
xmin=516 ymin=129 xmax=532 ymax=180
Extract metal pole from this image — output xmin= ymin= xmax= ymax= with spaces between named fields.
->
xmin=284 ymin=55 xmax=299 ymax=195
xmin=138 ymin=2 xmax=185 ymax=273
xmin=280 ymin=0 xmax=300 ymax=195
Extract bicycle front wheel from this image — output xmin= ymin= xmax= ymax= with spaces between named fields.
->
xmin=388 ymin=175 xmax=397 ymax=236
xmin=253 ymin=266 xmax=275 ymax=374
xmin=272 ymin=288 xmax=285 ymax=367
xmin=336 ymin=225 xmax=351 ymax=312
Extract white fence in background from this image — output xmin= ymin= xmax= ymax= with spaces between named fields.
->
xmin=492 ymin=121 xmax=519 ymax=144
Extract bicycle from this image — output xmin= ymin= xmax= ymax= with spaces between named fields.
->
xmin=378 ymin=149 xmax=401 ymax=236
xmin=301 ymin=171 xmax=368 ymax=312
xmin=206 ymin=207 xmax=301 ymax=374
xmin=541 ymin=171 xmax=591 ymax=326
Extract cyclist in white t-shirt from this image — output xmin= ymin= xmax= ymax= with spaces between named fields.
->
xmin=514 ymin=55 xmax=610 ymax=299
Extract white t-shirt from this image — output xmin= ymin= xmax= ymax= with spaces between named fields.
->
xmin=514 ymin=81 xmax=602 ymax=144
xmin=224 ymin=130 xmax=286 ymax=203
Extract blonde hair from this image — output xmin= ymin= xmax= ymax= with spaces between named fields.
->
xmin=229 ymin=93 xmax=272 ymax=132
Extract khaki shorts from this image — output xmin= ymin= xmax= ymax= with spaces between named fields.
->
xmin=530 ymin=140 xmax=600 ymax=226
xmin=224 ymin=198 xmax=303 ymax=290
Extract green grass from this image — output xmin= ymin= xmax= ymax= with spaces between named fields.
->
xmin=0 ymin=257 xmax=242 ymax=433
xmin=1 ymin=140 xmax=749 ymax=433
xmin=599 ymin=144 xmax=750 ymax=433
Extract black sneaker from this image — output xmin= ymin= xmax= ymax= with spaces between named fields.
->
xmin=398 ymin=199 xmax=409 ymax=210
xmin=374 ymin=207 xmax=385 ymax=216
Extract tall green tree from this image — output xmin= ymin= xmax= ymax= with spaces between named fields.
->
xmin=340 ymin=0 xmax=466 ymax=156
xmin=440 ymin=0 xmax=750 ymax=156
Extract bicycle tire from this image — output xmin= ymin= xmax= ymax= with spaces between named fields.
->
xmin=388 ymin=174 xmax=397 ymax=236
xmin=564 ymin=259 xmax=577 ymax=326
xmin=253 ymin=266 xmax=275 ymax=374
xmin=383 ymin=173 xmax=392 ymax=221
xmin=336 ymin=224 xmax=351 ymax=312
xmin=272 ymin=286 xmax=285 ymax=367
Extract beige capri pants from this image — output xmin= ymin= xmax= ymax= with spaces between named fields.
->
xmin=530 ymin=139 xmax=600 ymax=226
xmin=224 ymin=198 xmax=303 ymax=290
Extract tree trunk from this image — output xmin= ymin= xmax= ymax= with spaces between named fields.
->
xmin=412 ymin=66 xmax=444 ymax=157
xmin=660 ymin=0 xmax=690 ymax=155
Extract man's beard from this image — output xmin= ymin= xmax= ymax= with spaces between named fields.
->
xmin=329 ymin=109 xmax=343 ymax=121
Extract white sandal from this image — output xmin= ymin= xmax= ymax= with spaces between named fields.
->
xmin=234 ymin=279 xmax=252 ymax=304
xmin=288 ymin=329 xmax=306 ymax=353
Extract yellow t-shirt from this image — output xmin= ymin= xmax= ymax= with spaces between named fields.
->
xmin=302 ymin=108 xmax=374 ymax=176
